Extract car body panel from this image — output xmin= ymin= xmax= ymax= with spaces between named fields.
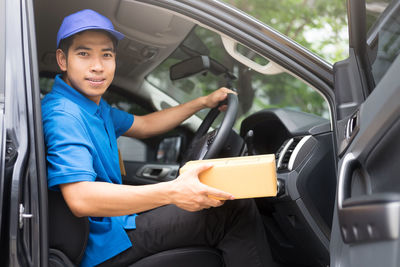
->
xmin=331 ymin=47 xmax=400 ymax=267
xmin=330 ymin=0 xmax=400 ymax=266
xmin=2 ymin=0 xmax=48 ymax=266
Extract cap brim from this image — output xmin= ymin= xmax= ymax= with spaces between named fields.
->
xmin=105 ymin=28 xmax=124 ymax=41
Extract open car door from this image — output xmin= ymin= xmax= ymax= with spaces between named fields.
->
xmin=330 ymin=0 xmax=400 ymax=266
xmin=2 ymin=0 xmax=48 ymax=266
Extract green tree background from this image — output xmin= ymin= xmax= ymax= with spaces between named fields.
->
xmin=149 ymin=0 xmax=350 ymax=130
xmin=217 ymin=0 xmax=349 ymax=123
xmin=222 ymin=0 xmax=349 ymax=63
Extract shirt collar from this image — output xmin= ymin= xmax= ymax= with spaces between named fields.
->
xmin=52 ymin=74 xmax=101 ymax=115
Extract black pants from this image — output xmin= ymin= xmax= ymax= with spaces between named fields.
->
xmin=98 ymin=199 xmax=275 ymax=267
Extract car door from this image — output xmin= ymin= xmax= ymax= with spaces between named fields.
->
xmin=1 ymin=0 xmax=48 ymax=266
xmin=0 ymin=0 xmax=6 ymax=264
xmin=330 ymin=0 xmax=400 ymax=266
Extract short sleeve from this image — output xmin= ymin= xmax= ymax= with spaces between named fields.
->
xmin=109 ymin=107 xmax=134 ymax=138
xmin=43 ymin=110 xmax=97 ymax=190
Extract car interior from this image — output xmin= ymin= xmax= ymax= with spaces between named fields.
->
xmin=33 ymin=0 xmax=339 ymax=266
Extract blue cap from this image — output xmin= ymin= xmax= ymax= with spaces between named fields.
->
xmin=57 ymin=9 xmax=124 ymax=48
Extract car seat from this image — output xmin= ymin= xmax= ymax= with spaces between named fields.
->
xmin=48 ymin=190 xmax=224 ymax=267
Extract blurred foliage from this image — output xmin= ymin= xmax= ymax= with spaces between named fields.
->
xmin=148 ymin=25 xmax=331 ymax=132
xmin=192 ymin=27 xmax=330 ymax=128
xmin=222 ymin=0 xmax=349 ymax=63
xmin=148 ymin=1 xmax=354 ymax=131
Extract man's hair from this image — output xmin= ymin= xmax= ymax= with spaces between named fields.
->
xmin=58 ymin=30 xmax=118 ymax=57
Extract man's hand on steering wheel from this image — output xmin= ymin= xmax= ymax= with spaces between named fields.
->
xmin=201 ymin=87 xmax=237 ymax=111
xmin=182 ymin=87 xmax=239 ymax=163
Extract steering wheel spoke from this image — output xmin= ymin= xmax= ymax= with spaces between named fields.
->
xmin=182 ymin=93 xmax=238 ymax=163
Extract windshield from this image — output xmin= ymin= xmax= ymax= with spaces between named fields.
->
xmin=147 ymin=26 xmax=329 ymax=132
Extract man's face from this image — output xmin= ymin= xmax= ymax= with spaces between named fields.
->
xmin=56 ymin=30 xmax=116 ymax=104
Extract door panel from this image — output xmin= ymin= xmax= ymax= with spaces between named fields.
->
xmin=331 ymin=45 xmax=400 ymax=267
xmin=120 ymin=134 xmax=184 ymax=185
xmin=124 ymin=162 xmax=179 ymax=185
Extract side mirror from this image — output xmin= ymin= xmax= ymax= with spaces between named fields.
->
xmin=156 ymin=136 xmax=182 ymax=163
xmin=169 ymin=55 xmax=235 ymax=81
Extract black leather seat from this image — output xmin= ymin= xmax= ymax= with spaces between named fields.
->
xmin=48 ymin=190 xmax=224 ymax=267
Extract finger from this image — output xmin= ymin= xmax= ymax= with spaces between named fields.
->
xmin=187 ymin=163 xmax=214 ymax=175
xmin=207 ymin=198 xmax=225 ymax=208
xmin=215 ymin=90 xmax=236 ymax=104
xmin=220 ymin=87 xmax=237 ymax=95
xmin=216 ymin=92 xmax=228 ymax=102
xmin=198 ymin=196 xmax=223 ymax=210
xmin=218 ymin=105 xmax=227 ymax=112
xmin=203 ymin=185 xmax=235 ymax=200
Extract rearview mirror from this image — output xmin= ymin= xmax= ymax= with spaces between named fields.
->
xmin=169 ymin=55 xmax=235 ymax=81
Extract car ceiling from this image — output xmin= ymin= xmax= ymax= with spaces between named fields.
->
xmin=34 ymin=0 xmax=195 ymax=92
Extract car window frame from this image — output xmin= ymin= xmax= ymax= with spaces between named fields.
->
xmin=0 ymin=0 xmax=5 ymax=262
xmin=0 ymin=0 xmax=5 ymax=104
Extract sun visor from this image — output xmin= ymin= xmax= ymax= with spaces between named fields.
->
xmin=115 ymin=0 xmax=194 ymax=45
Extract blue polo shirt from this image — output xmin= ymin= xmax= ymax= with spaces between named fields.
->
xmin=42 ymin=75 xmax=137 ymax=267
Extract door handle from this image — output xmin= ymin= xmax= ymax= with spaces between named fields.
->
xmin=337 ymin=153 xmax=400 ymax=244
xmin=337 ymin=153 xmax=357 ymax=211
xmin=141 ymin=167 xmax=171 ymax=179
xmin=136 ymin=164 xmax=179 ymax=181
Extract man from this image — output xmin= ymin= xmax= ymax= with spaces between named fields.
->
xmin=42 ymin=9 xmax=275 ymax=267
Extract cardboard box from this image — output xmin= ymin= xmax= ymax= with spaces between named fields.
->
xmin=180 ymin=154 xmax=277 ymax=199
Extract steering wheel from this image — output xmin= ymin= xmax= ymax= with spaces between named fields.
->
xmin=182 ymin=93 xmax=238 ymax=163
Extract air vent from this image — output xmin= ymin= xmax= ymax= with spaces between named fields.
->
xmin=277 ymin=137 xmax=302 ymax=171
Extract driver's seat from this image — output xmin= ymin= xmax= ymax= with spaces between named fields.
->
xmin=48 ymin=190 xmax=224 ymax=267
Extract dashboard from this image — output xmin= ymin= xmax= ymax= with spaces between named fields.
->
xmin=240 ymin=108 xmax=336 ymax=267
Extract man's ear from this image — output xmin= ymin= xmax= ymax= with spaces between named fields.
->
xmin=56 ymin=49 xmax=67 ymax=72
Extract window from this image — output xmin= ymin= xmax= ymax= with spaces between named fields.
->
xmin=220 ymin=0 xmax=349 ymax=64
xmin=367 ymin=0 xmax=400 ymax=86
xmin=39 ymin=76 xmax=54 ymax=99
xmin=366 ymin=0 xmax=392 ymax=32
xmin=103 ymin=88 xmax=149 ymax=162
xmin=147 ymin=26 xmax=329 ymax=132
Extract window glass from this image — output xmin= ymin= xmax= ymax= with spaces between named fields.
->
xmin=39 ymin=77 xmax=54 ymax=99
xmin=147 ymin=26 xmax=329 ymax=132
xmin=366 ymin=0 xmax=392 ymax=33
xmin=117 ymin=136 xmax=146 ymax=162
xmin=367 ymin=1 xmax=400 ymax=86
xmin=103 ymin=88 xmax=150 ymax=162
xmin=220 ymin=0 xmax=348 ymax=64
xmin=103 ymin=88 xmax=149 ymax=116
